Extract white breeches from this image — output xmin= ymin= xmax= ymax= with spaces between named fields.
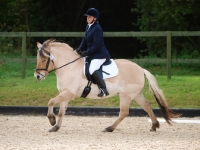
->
xmin=89 ymin=59 xmax=106 ymax=75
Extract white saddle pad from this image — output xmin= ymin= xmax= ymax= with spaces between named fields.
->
xmin=83 ymin=58 xmax=118 ymax=79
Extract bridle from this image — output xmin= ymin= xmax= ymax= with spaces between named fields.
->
xmin=35 ymin=50 xmax=82 ymax=77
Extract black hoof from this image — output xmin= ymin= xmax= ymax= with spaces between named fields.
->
xmin=49 ymin=125 xmax=60 ymax=132
xmin=102 ymin=126 xmax=114 ymax=132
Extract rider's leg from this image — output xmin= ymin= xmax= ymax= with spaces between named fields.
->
xmin=92 ymin=70 xmax=109 ymax=97
xmin=89 ymin=59 xmax=109 ymax=97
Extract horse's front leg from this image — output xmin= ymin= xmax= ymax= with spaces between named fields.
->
xmin=47 ymin=89 xmax=75 ymax=132
xmin=48 ymin=101 xmax=69 ymax=132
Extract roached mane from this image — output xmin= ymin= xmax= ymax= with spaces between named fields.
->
xmin=38 ymin=39 xmax=55 ymax=58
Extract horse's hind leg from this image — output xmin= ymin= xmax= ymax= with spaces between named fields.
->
xmin=134 ymin=93 xmax=159 ymax=131
xmin=103 ymin=94 xmax=131 ymax=132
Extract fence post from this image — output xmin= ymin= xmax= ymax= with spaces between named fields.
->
xmin=166 ymin=31 xmax=172 ymax=80
xmin=22 ymin=32 xmax=26 ymax=78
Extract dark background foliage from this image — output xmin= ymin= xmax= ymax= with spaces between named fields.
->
xmin=0 ymin=0 xmax=200 ymax=58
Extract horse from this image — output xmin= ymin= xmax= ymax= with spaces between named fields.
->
xmin=34 ymin=39 xmax=181 ymax=132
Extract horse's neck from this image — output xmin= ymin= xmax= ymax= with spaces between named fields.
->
xmin=50 ymin=44 xmax=84 ymax=93
xmin=51 ymin=44 xmax=83 ymax=77
xmin=51 ymin=44 xmax=73 ymax=65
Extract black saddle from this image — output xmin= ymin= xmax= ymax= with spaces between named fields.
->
xmin=84 ymin=57 xmax=111 ymax=84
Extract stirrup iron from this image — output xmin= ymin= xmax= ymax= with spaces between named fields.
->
xmin=98 ymin=88 xmax=109 ymax=97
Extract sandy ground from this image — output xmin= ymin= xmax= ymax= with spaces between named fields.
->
xmin=0 ymin=115 xmax=200 ymax=150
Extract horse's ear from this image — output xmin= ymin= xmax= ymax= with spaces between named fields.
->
xmin=37 ymin=42 xmax=42 ymax=49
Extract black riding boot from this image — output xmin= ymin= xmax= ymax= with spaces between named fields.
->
xmin=92 ymin=70 xmax=109 ymax=97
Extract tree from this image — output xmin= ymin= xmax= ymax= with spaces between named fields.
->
xmin=0 ymin=0 xmax=140 ymax=58
xmin=132 ymin=0 xmax=200 ymax=58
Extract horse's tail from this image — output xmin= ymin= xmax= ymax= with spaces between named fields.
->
xmin=143 ymin=69 xmax=181 ymax=124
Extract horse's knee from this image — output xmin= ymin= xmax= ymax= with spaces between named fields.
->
xmin=48 ymin=99 xmax=55 ymax=106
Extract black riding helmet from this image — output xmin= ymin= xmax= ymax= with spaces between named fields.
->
xmin=84 ymin=8 xmax=99 ymax=19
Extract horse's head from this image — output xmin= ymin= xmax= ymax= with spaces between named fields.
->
xmin=34 ymin=38 xmax=55 ymax=80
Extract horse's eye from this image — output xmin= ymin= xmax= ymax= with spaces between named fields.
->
xmin=42 ymin=59 xmax=46 ymax=62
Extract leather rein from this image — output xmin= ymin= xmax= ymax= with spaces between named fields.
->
xmin=35 ymin=51 xmax=82 ymax=76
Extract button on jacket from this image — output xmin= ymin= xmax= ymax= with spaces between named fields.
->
xmin=78 ymin=22 xmax=110 ymax=61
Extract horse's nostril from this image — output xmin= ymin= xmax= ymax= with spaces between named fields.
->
xmin=37 ymin=75 xmax=40 ymax=79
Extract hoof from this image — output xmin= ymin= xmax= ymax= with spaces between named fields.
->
xmin=150 ymin=121 xmax=160 ymax=132
xmin=47 ymin=115 xmax=56 ymax=126
xmin=102 ymin=126 xmax=114 ymax=132
xmin=48 ymin=125 xmax=60 ymax=132
xmin=150 ymin=127 xmax=156 ymax=132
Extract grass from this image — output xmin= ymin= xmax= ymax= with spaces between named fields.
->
xmin=0 ymin=62 xmax=200 ymax=108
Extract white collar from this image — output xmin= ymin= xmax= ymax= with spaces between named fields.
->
xmin=88 ymin=22 xmax=95 ymax=29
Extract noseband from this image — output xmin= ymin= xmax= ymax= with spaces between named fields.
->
xmin=34 ymin=57 xmax=52 ymax=77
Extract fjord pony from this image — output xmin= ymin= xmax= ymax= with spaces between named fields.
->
xmin=34 ymin=39 xmax=181 ymax=132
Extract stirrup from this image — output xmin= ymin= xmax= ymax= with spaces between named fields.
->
xmin=97 ymin=88 xmax=109 ymax=97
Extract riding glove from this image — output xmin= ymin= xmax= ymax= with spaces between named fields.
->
xmin=75 ymin=48 xmax=82 ymax=54
xmin=80 ymin=51 xmax=87 ymax=57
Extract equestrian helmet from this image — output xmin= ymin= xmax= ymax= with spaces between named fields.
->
xmin=84 ymin=8 xmax=99 ymax=19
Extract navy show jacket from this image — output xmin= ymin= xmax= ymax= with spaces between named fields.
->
xmin=78 ymin=22 xmax=110 ymax=61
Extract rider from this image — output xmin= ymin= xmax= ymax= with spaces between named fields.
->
xmin=75 ymin=8 xmax=110 ymax=97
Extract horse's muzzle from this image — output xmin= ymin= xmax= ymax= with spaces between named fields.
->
xmin=34 ymin=72 xmax=45 ymax=80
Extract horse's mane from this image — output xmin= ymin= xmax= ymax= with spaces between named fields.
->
xmin=38 ymin=39 xmax=73 ymax=58
xmin=52 ymin=41 xmax=74 ymax=52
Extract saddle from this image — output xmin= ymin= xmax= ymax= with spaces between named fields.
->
xmin=81 ymin=57 xmax=118 ymax=98
xmin=84 ymin=57 xmax=111 ymax=84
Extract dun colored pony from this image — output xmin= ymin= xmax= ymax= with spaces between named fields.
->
xmin=34 ymin=39 xmax=181 ymax=132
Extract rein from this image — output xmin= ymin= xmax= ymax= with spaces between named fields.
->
xmin=35 ymin=54 xmax=82 ymax=74
xmin=49 ymin=56 xmax=82 ymax=73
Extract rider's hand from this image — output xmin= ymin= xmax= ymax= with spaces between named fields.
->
xmin=80 ymin=51 xmax=87 ymax=57
xmin=74 ymin=48 xmax=82 ymax=54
